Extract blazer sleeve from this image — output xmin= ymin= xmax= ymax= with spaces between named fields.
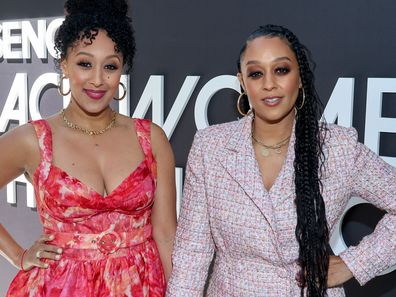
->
xmin=339 ymin=127 xmax=396 ymax=286
xmin=166 ymin=131 xmax=215 ymax=296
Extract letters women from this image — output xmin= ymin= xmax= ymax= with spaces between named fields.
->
xmin=0 ymin=0 xmax=176 ymax=296
xmin=167 ymin=25 xmax=396 ymax=296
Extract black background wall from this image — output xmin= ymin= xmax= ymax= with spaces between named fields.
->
xmin=0 ymin=1 xmax=395 ymax=296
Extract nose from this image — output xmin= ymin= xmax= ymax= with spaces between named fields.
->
xmin=262 ymin=73 xmax=276 ymax=91
xmin=90 ymin=66 xmax=104 ymax=88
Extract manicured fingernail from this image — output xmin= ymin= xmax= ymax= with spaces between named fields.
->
xmin=45 ymin=263 xmax=49 ymax=268
xmin=57 ymin=248 xmax=62 ymax=254
xmin=49 ymin=235 xmax=54 ymax=240
xmin=55 ymin=255 xmax=61 ymax=260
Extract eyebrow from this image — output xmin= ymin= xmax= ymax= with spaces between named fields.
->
xmin=245 ymin=56 xmax=292 ymax=66
xmin=75 ymin=51 xmax=121 ymax=61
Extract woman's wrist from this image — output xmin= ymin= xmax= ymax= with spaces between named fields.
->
xmin=20 ymin=249 xmax=28 ymax=271
xmin=0 ymin=224 xmax=26 ymax=269
xmin=11 ymin=247 xmax=25 ymax=270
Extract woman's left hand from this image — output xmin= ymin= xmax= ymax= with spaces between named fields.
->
xmin=327 ymin=255 xmax=353 ymax=287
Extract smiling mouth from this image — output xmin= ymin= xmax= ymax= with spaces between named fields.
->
xmin=262 ymin=97 xmax=282 ymax=106
xmin=84 ymin=89 xmax=106 ymax=100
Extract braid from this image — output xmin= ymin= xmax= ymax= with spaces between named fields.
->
xmin=238 ymin=25 xmax=329 ymax=296
xmin=293 ymin=33 xmax=329 ymax=297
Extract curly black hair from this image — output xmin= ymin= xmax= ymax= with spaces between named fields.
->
xmin=54 ymin=0 xmax=135 ymax=73
xmin=238 ymin=25 xmax=329 ymax=297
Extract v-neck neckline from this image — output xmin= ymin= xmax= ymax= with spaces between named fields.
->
xmin=49 ymin=160 xmax=147 ymax=198
xmin=35 ymin=118 xmax=148 ymax=198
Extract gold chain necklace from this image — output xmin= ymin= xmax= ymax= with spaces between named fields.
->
xmin=61 ymin=109 xmax=117 ymax=136
xmin=251 ymin=126 xmax=290 ymax=157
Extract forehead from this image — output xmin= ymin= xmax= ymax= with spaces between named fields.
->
xmin=68 ymin=29 xmax=120 ymax=57
xmin=242 ymin=36 xmax=297 ymax=64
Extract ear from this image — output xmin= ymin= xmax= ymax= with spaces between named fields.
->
xmin=237 ymin=72 xmax=246 ymax=92
xmin=60 ymin=58 xmax=69 ymax=78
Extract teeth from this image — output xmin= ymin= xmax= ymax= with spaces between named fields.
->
xmin=265 ymin=97 xmax=280 ymax=103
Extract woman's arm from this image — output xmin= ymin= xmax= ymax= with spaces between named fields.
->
xmin=0 ymin=124 xmax=36 ymax=267
xmin=150 ymin=123 xmax=177 ymax=281
xmin=0 ymin=124 xmax=61 ymax=270
xmin=337 ymin=127 xmax=396 ymax=286
xmin=0 ymin=224 xmax=26 ymax=269
xmin=166 ymin=131 xmax=215 ymax=296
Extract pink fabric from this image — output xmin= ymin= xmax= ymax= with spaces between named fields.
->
xmin=166 ymin=115 xmax=396 ymax=296
xmin=7 ymin=119 xmax=165 ymax=297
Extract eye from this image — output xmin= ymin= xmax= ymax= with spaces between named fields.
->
xmin=247 ymin=71 xmax=262 ymax=78
xmin=275 ymin=67 xmax=290 ymax=75
xmin=105 ymin=64 xmax=119 ymax=71
xmin=77 ymin=61 xmax=91 ymax=68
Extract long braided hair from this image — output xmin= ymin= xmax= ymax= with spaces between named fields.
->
xmin=238 ymin=25 xmax=329 ymax=296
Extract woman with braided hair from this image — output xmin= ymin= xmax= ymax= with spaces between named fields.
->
xmin=0 ymin=0 xmax=176 ymax=296
xmin=167 ymin=24 xmax=396 ymax=296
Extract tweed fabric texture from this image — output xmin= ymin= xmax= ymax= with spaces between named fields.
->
xmin=166 ymin=115 xmax=396 ymax=297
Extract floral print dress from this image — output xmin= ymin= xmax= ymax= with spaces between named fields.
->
xmin=7 ymin=119 xmax=165 ymax=297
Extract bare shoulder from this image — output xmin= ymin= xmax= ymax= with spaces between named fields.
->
xmin=114 ymin=115 xmax=173 ymax=158
xmin=0 ymin=122 xmax=41 ymax=178
xmin=149 ymin=122 xmax=174 ymax=161
xmin=113 ymin=114 xmax=149 ymax=137
xmin=0 ymin=122 xmax=38 ymax=149
xmin=115 ymin=113 xmax=135 ymax=128
xmin=150 ymin=122 xmax=167 ymax=141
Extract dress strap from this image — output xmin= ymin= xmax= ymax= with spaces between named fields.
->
xmin=134 ymin=119 xmax=153 ymax=159
xmin=29 ymin=119 xmax=53 ymax=183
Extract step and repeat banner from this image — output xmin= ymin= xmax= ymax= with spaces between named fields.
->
xmin=0 ymin=1 xmax=395 ymax=296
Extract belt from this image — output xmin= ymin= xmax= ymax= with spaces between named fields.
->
xmin=51 ymin=224 xmax=152 ymax=255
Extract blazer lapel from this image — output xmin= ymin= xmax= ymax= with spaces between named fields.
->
xmin=219 ymin=115 xmax=275 ymax=227
xmin=269 ymin=129 xmax=296 ymax=208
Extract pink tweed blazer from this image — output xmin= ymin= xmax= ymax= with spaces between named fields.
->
xmin=166 ymin=115 xmax=396 ymax=296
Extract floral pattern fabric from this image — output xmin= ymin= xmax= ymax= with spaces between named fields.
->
xmin=7 ymin=119 xmax=165 ymax=297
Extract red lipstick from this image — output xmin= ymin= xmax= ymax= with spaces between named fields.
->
xmin=84 ymin=89 xmax=106 ymax=100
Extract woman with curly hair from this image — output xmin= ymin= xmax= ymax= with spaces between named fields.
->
xmin=167 ymin=25 xmax=396 ymax=296
xmin=0 ymin=0 xmax=176 ymax=296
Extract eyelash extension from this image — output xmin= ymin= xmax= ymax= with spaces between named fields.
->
xmin=275 ymin=67 xmax=290 ymax=74
xmin=105 ymin=64 xmax=119 ymax=70
xmin=248 ymin=71 xmax=262 ymax=78
xmin=77 ymin=61 xmax=91 ymax=67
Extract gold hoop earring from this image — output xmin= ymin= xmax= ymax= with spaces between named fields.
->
xmin=113 ymin=82 xmax=127 ymax=101
xmin=58 ymin=76 xmax=71 ymax=96
xmin=237 ymin=92 xmax=252 ymax=116
xmin=295 ymin=87 xmax=305 ymax=110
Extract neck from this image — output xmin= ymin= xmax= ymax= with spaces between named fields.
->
xmin=63 ymin=102 xmax=114 ymax=131
xmin=252 ymin=111 xmax=295 ymax=144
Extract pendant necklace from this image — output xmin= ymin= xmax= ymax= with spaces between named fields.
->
xmin=251 ymin=127 xmax=290 ymax=157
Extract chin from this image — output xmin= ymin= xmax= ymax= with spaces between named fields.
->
xmin=257 ymin=110 xmax=295 ymax=124
xmin=74 ymin=103 xmax=111 ymax=116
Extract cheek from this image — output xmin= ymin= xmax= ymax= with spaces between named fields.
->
xmin=107 ymin=73 xmax=121 ymax=87
xmin=69 ymin=70 xmax=88 ymax=86
xmin=284 ymin=77 xmax=300 ymax=97
xmin=242 ymin=78 xmax=260 ymax=96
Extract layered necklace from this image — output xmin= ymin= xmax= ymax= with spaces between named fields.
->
xmin=61 ymin=109 xmax=117 ymax=136
xmin=251 ymin=125 xmax=290 ymax=157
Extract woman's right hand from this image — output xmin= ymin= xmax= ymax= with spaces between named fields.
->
xmin=20 ymin=234 xmax=62 ymax=271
